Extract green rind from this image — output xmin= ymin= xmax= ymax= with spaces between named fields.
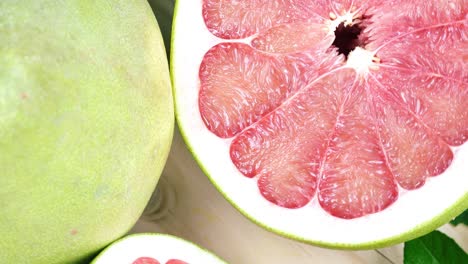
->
xmin=170 ymin=0 xmax=468 ymax=249
xmin=148 ymin=0 xmax=175 ymax=58
xmin=0 ymin=1 xmax=174 ymax=263
xmin=90 ymin=233 xmax=227 ymax=264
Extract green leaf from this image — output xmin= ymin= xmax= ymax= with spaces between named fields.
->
xmin=450 ymin=209 xmax=468 ymax=226
xmin=404 ymin=230 xmax=468 ymax=264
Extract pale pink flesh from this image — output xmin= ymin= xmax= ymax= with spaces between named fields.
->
xmin=199 ymin=0 xmax=467 ymax=218
xmin=251 ymin=22 xmax=334 ymax=54
xmin=132 ymin=258 xmax=188 ymax=264
xmin=199 ymin=43 xmax=292 ymax=138
xmin=166 ymin=259 xmax=189 ymax=264
xmin=202 ymin=0 xmax=330 ymax=39
xmin=133 ymin=257 xmax=160 ymax=264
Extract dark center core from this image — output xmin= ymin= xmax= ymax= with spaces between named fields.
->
xmin=332 ymin=21 xmax=364 ymax=58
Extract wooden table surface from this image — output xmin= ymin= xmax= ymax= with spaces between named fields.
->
xmin=129 ymin=127 xmax=467 ymax=264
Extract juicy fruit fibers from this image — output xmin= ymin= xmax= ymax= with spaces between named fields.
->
xmin=0 ymin=1 xmax=173 ymax=263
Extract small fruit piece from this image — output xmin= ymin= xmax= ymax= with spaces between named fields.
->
xmin=91 ymin=233 xmax=226 ymax=264
xmin=133 ymin=257 xmax=161 ymax=264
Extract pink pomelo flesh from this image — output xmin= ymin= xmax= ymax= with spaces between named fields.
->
xmin=166 ymin=260 xmax=189 ymax=264
xmin=133 ymin=257 xmax=188 ymax=264
xmin=198 ymin=0 xmax=467 ymax=219
xmin=133 ymin=257 xmax=161 ymax=264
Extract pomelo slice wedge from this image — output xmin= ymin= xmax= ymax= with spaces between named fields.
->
xmin=171 ymin=0 xmax=468 ymax=248
xmin=91 ymin=233 xmax=226 ymax=264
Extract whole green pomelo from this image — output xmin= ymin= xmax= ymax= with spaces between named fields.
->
xmin=0 ymin=1 xmax=174 ymax=263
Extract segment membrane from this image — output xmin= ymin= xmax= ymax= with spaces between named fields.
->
xmin=318 ymin=83 xmax=398 ymax=219
xmin=231 ymin=69 xmax=356 ymax=209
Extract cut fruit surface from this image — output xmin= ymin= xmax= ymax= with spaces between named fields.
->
xmin=172 ymin=0 xmax=468 ymax=248
xmin=91 ymin=233 xmax=225 ymax=264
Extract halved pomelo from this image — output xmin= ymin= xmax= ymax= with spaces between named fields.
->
xmin=91 ymin=233 xmax=226 ymax=264
xmin=171 ymin=0 xmax=468 ymax=248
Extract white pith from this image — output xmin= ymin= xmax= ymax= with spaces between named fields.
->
xmin=93 ymin=234 xmax=224 ymax=264
xmin=172 ymin=0 xmax=468 ymax=246
xmin=346 ymin=47 xmax=379 ymax=75
xmin=326 ymin=9 xmax=359 ymax=34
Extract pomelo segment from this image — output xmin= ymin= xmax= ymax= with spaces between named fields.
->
xmin=133 ymin=257 xmax=161 ymax=264
xmin=369 ymin=91 xmax=454 ymax=190
xmin=202 ymin=0 xmax=322 ymax=39
xmin=172 ymin=0 xmax=468 ymax=247
xmin=372 ymin=38 xmax=467 ymax=146
xmin=91 ymin=233 xmax=226 ymax=264
xmin=166 ymin=260 xmax=189 ymax=264
xmin=132 ymin=257 xmax=188 ymax=264
xmin=251 ymin=22 xmax=334 ymax=54
xmin=199 ymin=43 xmax=292 ymax=138
xmin=316 ymin=77 xmax=399 ymax=219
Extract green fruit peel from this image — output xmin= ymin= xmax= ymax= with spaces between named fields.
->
xmin=0 ymin=1 xmax=174 ymax=263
